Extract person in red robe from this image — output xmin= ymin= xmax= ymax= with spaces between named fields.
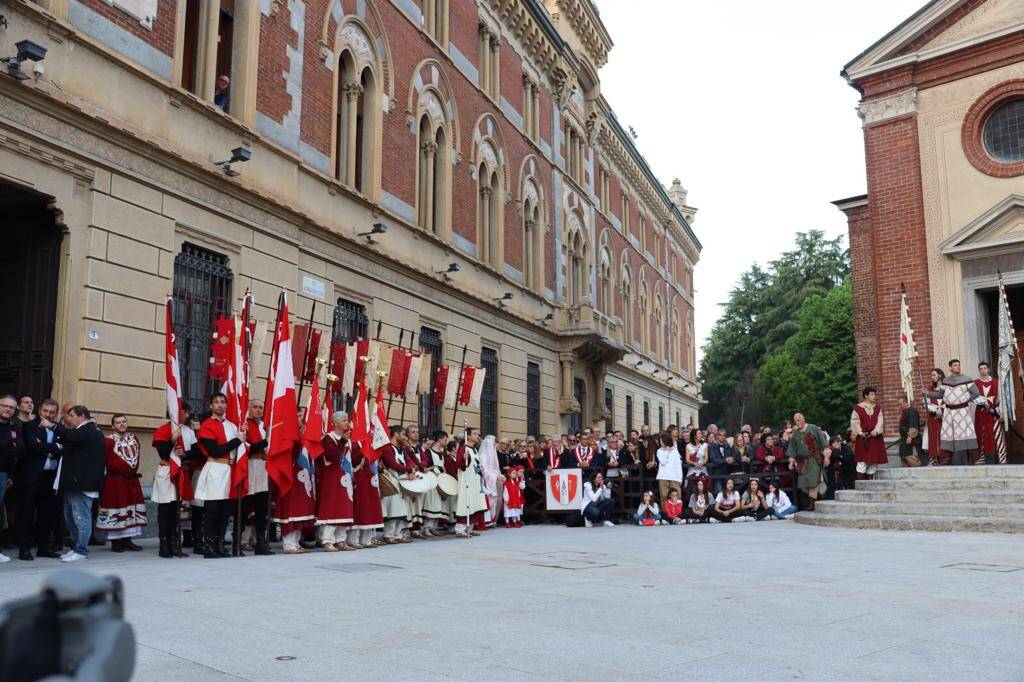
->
xmin=274 ymin=437 xmax=317 ymax=554
xmin=349 ymin=438 xmax=383 ymax=549
xmin=96 ymin=415 xmax=147 ymax=552
xmin=851 ymin=387 xmax=887 ymax=480
xmin=925 ymin=369 xmax=945 ymax=466
xmin=975 ymin=361 xmax=1001 ymax=465
xmin=316 ymin=411 xmax=355 ymax=551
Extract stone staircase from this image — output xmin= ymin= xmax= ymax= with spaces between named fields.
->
xmin=794 ymin=465 xmax=1024 ymax=533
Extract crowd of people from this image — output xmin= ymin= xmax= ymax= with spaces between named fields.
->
xmin=0 ymin=361 xmax=1012 ymax=563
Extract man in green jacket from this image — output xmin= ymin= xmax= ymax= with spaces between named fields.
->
xmin=786 ymin=412 xmax=830 ymax=512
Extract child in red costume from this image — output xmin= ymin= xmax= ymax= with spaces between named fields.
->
xmin=502 ymin=466 xmax=526 ymax=528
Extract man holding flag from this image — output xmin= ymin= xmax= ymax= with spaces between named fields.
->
xmin=196 ymin=393 xmax=247 ymax=559
xmin=241 ymin=399 xmax=273 ymax=555
xmin=274 ymin=370 xmax=325 ymax=554
xmin=347 ymin=375 xmax=384 ymax=548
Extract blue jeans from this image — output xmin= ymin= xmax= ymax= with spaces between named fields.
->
xmin=583 ymin=497 xmax=615 ymax=523
xmin=771 ymin=505 xmax=797 ymax=519
xmin=64 ymin=492 xmax=94 ymax=556
xmin=0 ymin=472 xmax=7 ymax=506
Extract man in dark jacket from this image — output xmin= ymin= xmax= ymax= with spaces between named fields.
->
xmin=17 ymin=398 xmax=64 ymax=560
xmin=50 ymin=405 xmax=105 ymax=563
xmin=709 ymin=430 xmax=738 ymax=493
xmin=898 ymin=395 xmax=924 ymax=468
xmin=0 ymin=395 xmax=25 ymax=563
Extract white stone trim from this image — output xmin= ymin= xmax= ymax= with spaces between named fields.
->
xmin=858 ymin=88 xmax=918 ymax=126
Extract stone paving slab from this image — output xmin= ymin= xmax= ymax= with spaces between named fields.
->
xmin=3 ymin=522 xmax=1024 ymax=680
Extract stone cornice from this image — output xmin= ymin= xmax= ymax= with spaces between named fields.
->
xmin=857 ymin=88 xmax=918 ymax=126
xmin=547 ymin=0 xmax=612 ymax=68
xmin=488 ymin=0 xmax=563 ymax=84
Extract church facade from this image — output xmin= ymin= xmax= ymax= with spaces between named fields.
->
xmin=836 ymin=0 xmax=1024 ymax=456
xmin=0 ymin=0 xmax=701 ymax=457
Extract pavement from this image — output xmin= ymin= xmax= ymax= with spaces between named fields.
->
xmin=2 ymin=521 xmax=1024 ymax=681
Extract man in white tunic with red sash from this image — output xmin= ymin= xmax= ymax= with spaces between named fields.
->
xmin=850 ymin=387 xmax=887 ymax=480
xmin=97 ymin=415 xmax=147 ymax=552
xmin=196 ymin=392 xmax=246 ymax=559
xmin=927 ymin=359 xmax=986 ymax=465
xmin=316 ymin=411 xmax=355 ymax=551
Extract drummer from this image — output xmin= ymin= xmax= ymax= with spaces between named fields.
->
xmin=420 ymin=430 xmax=449 ymax=537
xmin=377 ymin=425 xmax=416 ymax=544
xmin=404 ymin=425 xmax=426 ymax=538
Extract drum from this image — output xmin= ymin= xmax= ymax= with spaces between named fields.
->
xmin=399 ymin=472 xmax=438 ymax=496
xmin=379 ymin=470 xmax=400 ymax=497
xmin=436 ymin=473 xmax=458 ymax=497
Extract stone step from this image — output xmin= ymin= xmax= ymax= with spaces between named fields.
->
xmin=814 ymin=500 xmax=1024 ymax=519
xmin=875 ymin=465 xmax=1024 ymax=480
xmin=858 ymin=478 xmax=1024 ymax=491
xmin=835 ymin=489 xmax=1024 ymax=504
xmin=794 ymin=511 xmax=1024 ymax=533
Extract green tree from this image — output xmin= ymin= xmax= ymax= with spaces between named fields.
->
xmin=698 ymin=230 xmax=850 ymax=427
xmin=757 ymin=282 xmax=857 ymax=429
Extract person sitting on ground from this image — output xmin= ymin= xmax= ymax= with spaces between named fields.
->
xmin=634 ymin=491 xmax=661 ymax=526
xmin=684 ymin=478 xmax=714 ymax=524
xmin=581 ymin=471 xmax=616 ymax=528
xmin=739 ymin=478 xmax=771 ymax=521
xmin=662 ymin=488 xmax=685 ymax=525
xmin=710 ymin=477 xmax=741 ymax=523
xmin=766 ymin=481 xmax=797 ymax=519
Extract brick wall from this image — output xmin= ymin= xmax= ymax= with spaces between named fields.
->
xmin=844 ymin=201 xmax=880 ymax=396
xmin=78 ymin=0 xmax=177 ymax=56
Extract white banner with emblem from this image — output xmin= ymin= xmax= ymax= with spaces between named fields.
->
xmin=545 ymin=468 xmax=583 ymax=511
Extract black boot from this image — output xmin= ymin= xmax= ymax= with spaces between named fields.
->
xmin=158 ymin=536 xmax=173 ymax=559
xmin=193 ymin=535 xmax=206 ymax=556
xmin=111 ymin=539 xmax=125 ymax=553
xmin=203 ymin=536 xmax=221 ymax=559
xmin=255 ymin=536 xmax=275 ymax=556
xmin=173 ymin=532 xmax=188 ymax=558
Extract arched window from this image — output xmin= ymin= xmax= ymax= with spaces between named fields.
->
xmin=639 ymin=281 xmax=650 ymax=354
xmin=522 ymin=178 xmax=542 ymax=292
xmin=332 ymin=22 xmax=382 ymax=197
xmin=416 ymin=90 xmax=451 ymax=237
xmin=655 ymin=293 xmax=664 ymax=360
xmin=621 ymin=265 xmax=633 ymax=344
xmin=598 ymin=248 xmax=613 ymax=314
xmin=671 ymin=309 xmax=681 ymax=368
xmin=567 ymin=215 xmax=587 ymax=306
xmin=476 ymin=139 xmax=503 ymax=269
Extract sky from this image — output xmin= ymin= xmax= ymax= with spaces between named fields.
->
xmin=593 ymin=0 xmax=926 ymax=365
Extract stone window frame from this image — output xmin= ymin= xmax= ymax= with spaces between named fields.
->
xmin=962 ymin=79 xmax=1024 ymax=178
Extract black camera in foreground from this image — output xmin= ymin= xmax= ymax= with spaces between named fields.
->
xmin=0 ymin=570 xmax=135 ymax=682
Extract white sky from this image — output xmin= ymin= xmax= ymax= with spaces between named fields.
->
xmin=593 ymin=0 xmax=926 ymax=364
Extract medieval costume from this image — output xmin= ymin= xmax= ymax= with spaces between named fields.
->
xmin=975 ymin=376 xmax=1003 ymax=465
xmin=928 ymin=373 xmax=986 ymax=465
xmin=479 ymin=435 xmax=503 ymax=528
xmin=316 ymin=431 xmax=354 ymax=551
xmin=786 ymin=422 xmax=828 ymax=511
xmin=152 ymin=421 xmax=197 ymax=558
xmin=502 ymin=467 xmax=525 ymax=527
xmin=924 ymin=393 xmax=943 ymax=465
xmin=96 ymin=432 xmax=147 ymax=549
xmin=273 ymin=443 xmax=316 ymax=553
xmin=347 ymin=442 xmax=383 ymax=549
xmin=196 ymin=416 xmax=242 ymax=558
xmin=851 ymin=400 xmax=887 ymax=478
xmin=572 ymin=443 xmax=595 ymax=470
xmin=898 ymin=405 xmax=923 ymax=467
xmin=240 ymin=416 xmax=272 ymax=554
xmin=378 ymin=442 xmax=413 ymax=543
xmin=420 ymin=445 xmax=447 ymax=536
xmin=403 ymin=442 xmax=426 ymax=535
xmin=454 ymin=440 xmax=487 ymax=537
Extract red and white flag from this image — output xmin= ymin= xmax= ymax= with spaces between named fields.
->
xmin=386 ymin=348 xmax=411 ymax=396
xmin=164 ymin=298 xmax=186 ymax=491
xmin=302 ymin=372 xmax=327 ymax=460
xmin=458 ymin=366 xmax=486 ymax=408
xmin=222 ymin=309 xmax=251 ymax=497
xmin=264 ymin=292 xmax=301 ymax=496
xmin=327 ymin=341 xmax=346 ymax=405
xmin=350 ymin=376 xmax=376 ymax=461
xmin=354 ymin=339 xmax=382 ymax=390
xmin=371 ymin=384 xmax=390 ymax=450
xmin=405 ymin=353 xmax=423 ymax=400
xmin=434 ymin=365 xmax=460 ymax=408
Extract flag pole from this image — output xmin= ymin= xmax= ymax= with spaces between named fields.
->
xmin=449 ymin=345 xmax=469 ymax=434
xmin=998 ymin=271 xmax=1024 ymax=388
xmin=386 ymin=329 xmax=405 ymax=421
xmin=296 ymin=300 xmax=317 ymax=405
xmin=233 ymin=291 xmax=253 ymax=557
xmin=398 ymin=331 xmax=417 ymax=429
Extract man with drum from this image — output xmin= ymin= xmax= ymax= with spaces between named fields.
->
xmin=377 ymin=425 xmax=415 ymax=544
xmin=420 ymin=430 xmax=449 ymax=537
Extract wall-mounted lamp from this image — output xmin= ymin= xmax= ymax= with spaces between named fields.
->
xmin=358 ymin=222 xmax=387 ymax=245
xmin=2 ymin=39 xmax=47 ymax=81
xmin=495 ymin=292 xmax=513 ymax=308
xmin=634 ymin=360 xmax=644 ymax=369
xmin=536 ymin=313 xmax=555 ymax=326
xmin=437 ymin=263 xmax=460 ymax=281
xmin=213 ymin=146 xmax=251 ymax=177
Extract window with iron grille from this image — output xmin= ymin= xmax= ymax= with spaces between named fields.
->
xmin=527 ymin=362 xmax=541 ymax=437
xmin=418 ymin=327 xmax=443 ymax=433
xmin=604 ymin=387 xmax=613 ymax=432
xmin=480 ymin=347 xmax=498 ymax=436
xmin=172 ymin=243 xmax=233 ymax=414
xmin=569 ymin=378 xmax=584 ymax=434
xmin=675 ymin=410 xmax=681 ymax=427
xmin=625 ymin=395 xmax=634 ymax=435
xmin=331 ymin=298 xmax=368 ymax=411
xmin=643 ymin=400 xmax=650 ymax=429
xmin=658 ymin=405 xmax=665 ymax=432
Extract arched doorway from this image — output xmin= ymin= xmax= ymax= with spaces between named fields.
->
xmin=0 ymin=184 xmax=63 ymax=399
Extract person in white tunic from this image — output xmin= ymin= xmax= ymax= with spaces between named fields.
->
xmin=151 ymin=415 xmax=199 ymax=558
xmin=454 ymin=429 xmax=488 ymax=538
xmin=195 ymin=393 xmax=246 ymax=559
xmin=926 ymin=359 xmax=987 ymax=465
xmin=420 ymin=431 xmax=449 ymax=537
xmin=239 ymin=399 xmax=273 ymax=555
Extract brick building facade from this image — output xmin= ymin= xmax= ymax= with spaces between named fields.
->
xmin=835 ymin=0 xmax=1024 ymax=459
xmin=0 ymin=0 xmax=701 ymax=476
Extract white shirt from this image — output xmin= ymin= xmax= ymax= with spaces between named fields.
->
xmin=655 ymin=446 xmax=683 ymax=482
xmin=686 ymin=443 xmax=709 ymax=476
xmin=766 ymin=490 xmax=792 ymax=513
xmin=581 ymin=482 xmax=611 ymax=511
xmin=715 ymin=491 xmax=740 ymax=508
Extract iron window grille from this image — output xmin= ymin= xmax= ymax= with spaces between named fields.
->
xmin=418 ymin=327 xmax=443 ymax=433
xmin=480 ymin=347 xmax=498 ymax=436
xmin=331 ymin=298 xmax=369 ymax=411
xmin=527 ymin=362 xmax=541 ymax=438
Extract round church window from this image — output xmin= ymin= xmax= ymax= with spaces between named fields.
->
xmin=982 ymin=99 xmax=1024 ymax=163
